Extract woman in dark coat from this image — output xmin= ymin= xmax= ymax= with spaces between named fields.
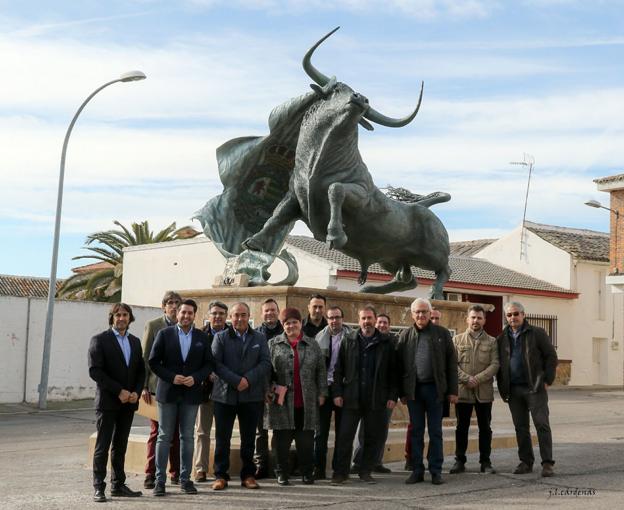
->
xmin=267 ymin=307 xmax=327 ymax=485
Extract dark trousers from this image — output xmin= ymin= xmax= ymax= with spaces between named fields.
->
xmin=406 ymin=383 xmax=444 ymax=476
xmin=273 ymin=408 xmax=314 ymax=479
xmin=454 ymin=401 xmax=492 ymax=464
xmin=214 ymin=401 xmax=263 ymax=480
xmin=254 ymin=410 xmax=270 ymax=471
xmin=93 ymin=407 xmax=135 ymax=489
xmin=405 ymin=398 xmax=448 ymax=462
xmin=314 ymin=389 xmax=343 ymax=474
xmin=508 ymin=384 xmax=554 ymax=466
xmin=353 ymin=407 xmax=392 ymax=468
xmin=333 ymin=406 xmax=386 ymax=476
xmin=145 ymin=418 xmax=180 ymax=477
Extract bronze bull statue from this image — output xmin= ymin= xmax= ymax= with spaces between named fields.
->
xmin=243 ymin=27 xmax=451 ymax=297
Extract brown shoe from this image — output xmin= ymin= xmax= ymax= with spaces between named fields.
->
xmin=541 ymin=463 xmax=554 ymax=477
xmin=241 ymin=477 xmax=260 ymax=489
xmin=195 ymin=472 xmax=207 ymax=483
xmin=212 ymin=478 xmax=228 ymax=490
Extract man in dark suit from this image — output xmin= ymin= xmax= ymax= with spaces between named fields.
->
xmin=88 ymin=303 xmax=145 ymax=503
xmin=140 ymin=290 xmax=182 ymax=489
xmin=211 ymin=302 xmax=271 ymax=491
xmin=149 ymin=299 xmax=215 ymax=497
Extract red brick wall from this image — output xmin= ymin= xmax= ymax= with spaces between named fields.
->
xmin=610 ymin=189 xmax=624 ymax=274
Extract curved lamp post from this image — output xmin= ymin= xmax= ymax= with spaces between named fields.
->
xmin=38 ymin=71 xmax=147 ymax=410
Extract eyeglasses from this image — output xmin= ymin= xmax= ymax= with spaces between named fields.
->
xmin=210 ymin=311 xmax=227 ymax=316
xmin=412 ymin=310 xmax=430 ymax=315
xmin=506 ymin=312 xmax=522 ymax=317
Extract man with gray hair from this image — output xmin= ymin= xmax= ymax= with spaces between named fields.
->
xmin=497 ymin=301 xmax=558 ymax=477
xmin=396 ymin=298 xmax=457 ymax=485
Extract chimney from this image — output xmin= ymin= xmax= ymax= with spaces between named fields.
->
xmin=594 ymin=173 xmax=624 ymax=275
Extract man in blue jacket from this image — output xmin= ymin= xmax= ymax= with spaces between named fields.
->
xmin=148 ymin=299 xmax=215 ymax=497
xmin=211 ymin=302 xmax=271 ymax=490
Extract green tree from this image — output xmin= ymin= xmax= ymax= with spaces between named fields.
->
xmin=57 ymin=220 xmax=200 ymax=302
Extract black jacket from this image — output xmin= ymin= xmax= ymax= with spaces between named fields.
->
xmin=88 ymin=329 xmax=145 ymax=412
xmin=497 ymin=321 xmax=558 ymax=400
xmin=332 ymin=328 xmax=397 ymax=410
xmin=148 ymin=325 xmax=215 ymax=405
xmin=396 ymin=323 xmax=458 ymax=403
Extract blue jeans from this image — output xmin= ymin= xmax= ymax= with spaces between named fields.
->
xmin=406 ymin=383 xmax=444 ymax=476
xmin=156 ymin=400 xmax=199 ymax=484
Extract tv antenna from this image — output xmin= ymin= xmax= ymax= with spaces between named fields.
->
xmin=510 ymin=153 xmax=535 ymax=260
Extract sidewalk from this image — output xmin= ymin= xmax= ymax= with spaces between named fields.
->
xmin=1 ymin=388 xmax=622 ymax=509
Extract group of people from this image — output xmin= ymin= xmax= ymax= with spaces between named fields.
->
xmin=87 ymin=291 xmax=558 ymax=502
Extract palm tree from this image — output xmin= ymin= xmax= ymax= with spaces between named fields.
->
xmin=57 ymin=220 xmax=200 ymax=302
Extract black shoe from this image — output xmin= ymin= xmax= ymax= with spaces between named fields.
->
xmin=480 ymin=463 xmax=497 ymax=474
xmin=255 ymin=467 xmax=269 ymax=480
xmin=277 ymin=474 xmax=290 ymax=486
xmin=349 ymin=464 xmax=359 ymax=474
xmin=513 ymin=462 xmax=533 ymax=475
xmin=331 ymin=474 xmax=348 ymax=485
xmin=93 ymin=488 xmax=106 ymax=503
xmin=144 ymin=475 xmax=155 ymax=489
xmin=404 ymin=461 xmax=413 ymax=471
xmin=153 ymin=483 xmax=166 ymax=497
xmin=181 ymin=481 xmax=198 ymax=494
xmin=449 ymin=461 xmax=465 ymax=474
xmin=431 ymin=474 xmax=444 ymax=485
xmin=405 ymin=472 xmax=424 ymax=484
xmin=372 ymin=465 xmax=391 ymax=474
xmin=111 ymin=484 xmax=142 ymax=497
xmin=195 ymin=471 xmax=207 ymax=483
xmin=170 ymin=476 xmax=180 ymax=485
xmin=359 ymin=472 xmax=377 ymax=484
xmin=302 ymin=475 xmax=315 ymax=485
xmin=313 ymin=468 xmax=326 ymax=480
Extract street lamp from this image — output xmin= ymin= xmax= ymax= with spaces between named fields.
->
xmin=38 ymin=71 xmax=147 ymax=410
xmin=585 ymin=199 xmax=620 ymax=274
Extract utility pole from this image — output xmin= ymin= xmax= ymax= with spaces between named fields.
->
xmin=510 ymin=154 xmax=535 ymax=261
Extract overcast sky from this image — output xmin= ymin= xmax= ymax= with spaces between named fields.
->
xmin=1 ymin=0 xmax=622 ymax=278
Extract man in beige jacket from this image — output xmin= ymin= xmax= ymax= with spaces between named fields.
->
xmin=450 ymin=304 xmax=499 ymax=475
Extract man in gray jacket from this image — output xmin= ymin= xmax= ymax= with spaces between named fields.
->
xmin=211 ymin=302 xmax=271 ymax=490
xmin=450 ymin=304 xmax=499 ymax=475
xmin=313 ymin=306 xmax=352 ymax=480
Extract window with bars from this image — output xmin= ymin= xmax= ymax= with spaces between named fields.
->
xmin=525 ymin=314 xmax=558 ymax=349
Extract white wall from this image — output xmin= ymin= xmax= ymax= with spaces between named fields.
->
xmin=477 ymin=226 xmax=572 ymax=289
xmin=0 ymin=297 xmax=159 ymax=403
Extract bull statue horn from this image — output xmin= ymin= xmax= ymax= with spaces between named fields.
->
xmin=364 ymin=81 xmax=424 ymax=128
xmin=302 ymin=26 xmax=340 ymax=86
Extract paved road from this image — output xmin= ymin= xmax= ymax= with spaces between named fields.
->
xmin=1 ymin=388 xmax=622 ymax=509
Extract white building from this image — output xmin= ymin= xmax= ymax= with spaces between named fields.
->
xmin=121 ymin=220 xmax=622 ymax=387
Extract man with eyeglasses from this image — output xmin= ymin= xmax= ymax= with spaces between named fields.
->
xmin=141 ymin=291 xmax=182 ymax=489
xmin=193 ymin=301 xmax=229 ymax=483
xmin=313 ymin=306 xmax=352 ymax=480
xmin=396 ymin=298 xmax=457 ymax=485
xmin=497 ymin=301 xmax=558 ymax=478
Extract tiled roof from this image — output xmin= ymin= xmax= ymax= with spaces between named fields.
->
xmin=593 ymin=173 xmax=624 ymax=185
xmin=72 ymin=261 xmax=113 ymax=274
xmin=285 ymin=235 xmax=575 ymax=294
xmin=524 ymin=221 xmax=609 ymax=262
xmin=0 ymin=274 xmax=64 ymax=298
xmin=450 ymin=239 xmax=496 ymax=256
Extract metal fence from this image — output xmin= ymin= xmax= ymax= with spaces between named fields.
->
xmin=526 ymin=313 xmax=558 ymax=349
